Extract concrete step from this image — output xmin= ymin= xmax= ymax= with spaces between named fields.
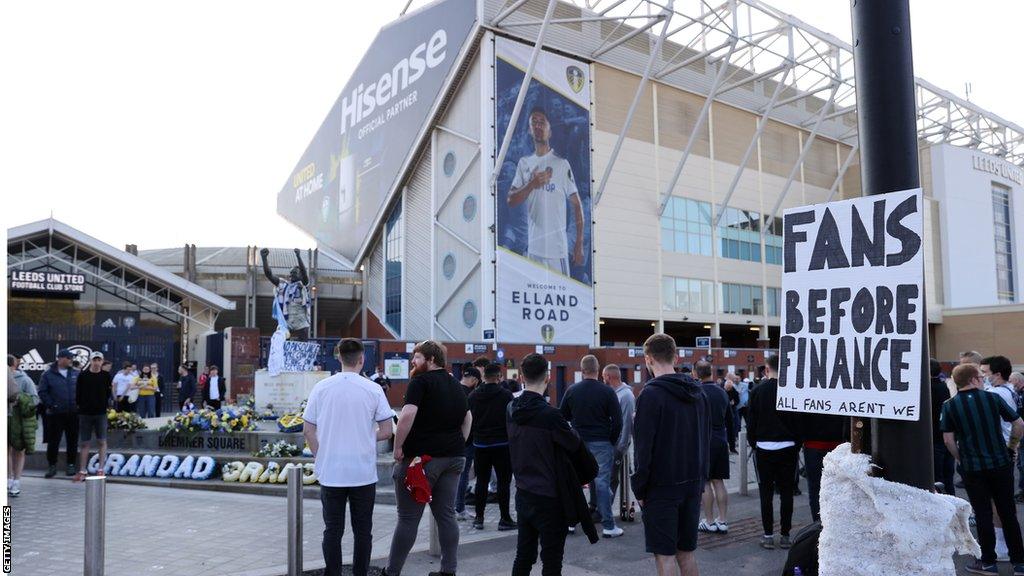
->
xmin=21 ymin=469 xmax=399 ymax=504
xmin=26 ymin=448 xmax=398 ymax=487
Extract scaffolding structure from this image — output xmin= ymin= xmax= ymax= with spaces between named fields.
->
xmin=407 ymin=0 xmax=1024 ymax=214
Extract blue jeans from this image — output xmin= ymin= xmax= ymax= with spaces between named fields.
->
xmin=586 ymin=441 xmax=616 ymax=531
xmin=136 ymin=395 xmax=156 ymax=418
xmin=455 ymin=444 xmax=475 ymax=513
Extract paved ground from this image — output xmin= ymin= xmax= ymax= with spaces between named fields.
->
xmin=11 ymin=441 xmax=994 ymax=576
xmin=10 ymin=474 xmax=510 ymax=576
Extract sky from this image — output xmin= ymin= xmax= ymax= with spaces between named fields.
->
xmin=1 ymin=0 xmax=1021 ymax=252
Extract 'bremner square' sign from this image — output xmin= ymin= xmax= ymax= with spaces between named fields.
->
xmin=10 ymin=270 xmax=86 ymax=294
xmin=777 ymin=189 xmax=924 ymax=421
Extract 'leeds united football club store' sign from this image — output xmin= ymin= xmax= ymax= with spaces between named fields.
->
xmin=10 ymin=270 xmax=86 ymax=294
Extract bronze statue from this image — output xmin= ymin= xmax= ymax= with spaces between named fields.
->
xmin=260 ymin=248 xmax=311 ymax=341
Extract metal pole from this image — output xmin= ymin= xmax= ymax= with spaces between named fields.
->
xmin=287 ymin=466 xmax=303 ymax=576
xmin=738 ymin=430 xmax=749 ymax=496
xmin=84 ymin=476 xmax=105 ymax=576
xmin=851 ymin=0 xmax=932 ymax=490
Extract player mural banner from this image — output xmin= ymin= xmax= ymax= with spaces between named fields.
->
xmin=777 ymin=188 xmax=924 ymax=421
xmin=494 ymin=38 xmax=593 ymax=345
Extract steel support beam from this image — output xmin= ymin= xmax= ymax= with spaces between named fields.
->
xmin=593 ymin=8 xmax=674 ymax=206
xmin=491 ymin=0 xmax=531 ymax=27
xmin=658 ymin=42 xmax=739 ymax=213
xmin=764 ymin=83 xmax=838 ymax=226
xmin=824 ymin=142 xmax=859 ymax=202
xmin=713 ymin=64 xmax=793 ymax=226
xmin=592 ymin=13 xmax=666 ymax=58
xmin=490 ymin=0 xmax=558 ymax=189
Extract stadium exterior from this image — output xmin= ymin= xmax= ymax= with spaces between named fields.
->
xmin=272 ymin=0 xmax=1024 ymax=370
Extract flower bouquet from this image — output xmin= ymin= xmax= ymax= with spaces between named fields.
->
xmin=106 ymin=409 xmax=148 ymax=432
xmin=161 ymin=403 xmax=258 ymax=436
xmin=252 ymin=439 xmax=303 ymax=458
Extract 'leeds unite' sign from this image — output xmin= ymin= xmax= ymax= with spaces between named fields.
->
xmin=777 ymin=189 xmax=924 ymax=421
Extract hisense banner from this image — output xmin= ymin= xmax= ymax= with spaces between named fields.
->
xmin=276 ymin=0 xmax=476 ymax=263
xmin=494 ymin=38 xmax=594 ymax=345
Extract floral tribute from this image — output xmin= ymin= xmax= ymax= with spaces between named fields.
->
xmin=161 ymin=403 xmax=258 ymax=435
xmin=106 ymin=409 xmax=148 ymax=431
xmin=86 ymin=453 xmax=217 ymax=480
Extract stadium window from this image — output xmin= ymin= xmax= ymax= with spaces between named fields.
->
xmin=660 ymin=197 xmax=713 ymax=256
xmin=384 ymin=202 xmax=403 ymax=333
xmin=717 ymin=207 xmax=762 ymax=262
xmin=767 ymin=287 xmax=781 ymax=317
xmin=993 ymin=183 xmax=1016 ymax=302
xmin=721 ymin=282 xmax=764 ymax=315
xmin=763 ymin=215 xmax=783 ymax=265
xmin=662 ymin=276 xmax=716 ymax=314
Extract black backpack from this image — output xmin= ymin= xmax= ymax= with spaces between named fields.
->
xmin=781 ymin=521 xmax=821 ymax=576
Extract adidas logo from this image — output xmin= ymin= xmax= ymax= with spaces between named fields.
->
xmin=100 ymin=318 xmax=116 ymax=328
xmin=19 ymin=349 xmax=48 ymax=371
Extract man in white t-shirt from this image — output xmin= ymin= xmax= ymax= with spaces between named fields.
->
xmin=303 ymin=338 xmax=395 ymax=576
xmin=111 ymin=362 xmax=136 ymax=412
xmin=507 ymin=107 xmax=585 ymax=276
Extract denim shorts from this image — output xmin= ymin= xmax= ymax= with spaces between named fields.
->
xmin=79 ymin=414 xmax=108 ymax=442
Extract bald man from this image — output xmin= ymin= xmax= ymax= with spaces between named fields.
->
xmin=560 ymin=355 xmax=624 ymax=538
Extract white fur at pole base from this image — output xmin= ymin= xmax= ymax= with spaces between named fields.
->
xmin=818 ymin=443 xmax=979 ymax=575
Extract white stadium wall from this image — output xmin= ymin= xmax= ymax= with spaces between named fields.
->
xmin=931 ymin=144 xmax=1024 ymax=307
xmin=433 ymin=51 xmax=485 ymax=342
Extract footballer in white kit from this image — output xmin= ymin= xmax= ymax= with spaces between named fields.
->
xmin=508 ymin=107 xmax=585 ymax=276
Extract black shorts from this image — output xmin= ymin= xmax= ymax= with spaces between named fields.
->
xmin=641 ymin=494 xmax=702 ymax=555
xmin=709 ymin=439 xmax=730 ymax=480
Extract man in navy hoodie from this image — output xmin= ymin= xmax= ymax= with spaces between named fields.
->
xmin=632 ymin=333 xmax=710 ymax=576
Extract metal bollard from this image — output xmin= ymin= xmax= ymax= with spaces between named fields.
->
xmin=84 ymin=476 xmax=106 ymax=576
xmin=287 ymin=466 xmax=303 ymax=576
xmin=429 ymin=515 xmax=440 ymax=557
xmin=739 ymin=431 xmax=749 ymax=496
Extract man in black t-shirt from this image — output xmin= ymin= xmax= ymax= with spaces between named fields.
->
xmin=75 ymin=352 xmax=113 ymax=482
xmin=387 ymin=341 xmax=471 ymax=576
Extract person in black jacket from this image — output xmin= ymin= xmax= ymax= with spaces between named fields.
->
xmin=455 ymin=366 xmax=481 ymax=521
xmin=176 ymin=365 xmax=196 ymax=410
xmin=632 ymin=334 xmax=710 ymax=576
xmin=509 ymin=353 xmax=596 ymax=576
xmin=560 ymin=354 xmax=623 ymax=537
xmin=695 ymin=361 xmax=731 ymax=535
xmin=930 ymin=358 xmax=955 ymax=496
xmin=747 ymin=355 xmax=799 ymax=550
xmin=468 ymin=363 xmax=516 ymax=530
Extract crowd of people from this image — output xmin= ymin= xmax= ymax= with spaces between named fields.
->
xmin=10 ymin=336 xmax=1024 ymax=575
xmin=300 ymin=335 xmax=820 ymax=576
xmin=5 ymin=351 xmax=230 ymax=493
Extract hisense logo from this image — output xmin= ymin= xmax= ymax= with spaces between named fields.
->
xmin=339 ymin=29 xmax=448 ymax=136
xmin=19 ymin=349 xmax=47 ymax=371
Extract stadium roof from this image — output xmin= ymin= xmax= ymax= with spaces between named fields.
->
xmin=8 ymin=218 xmax=234 ymax=328
xmin=138 ymin=246 xmax=358 ymax=276
xmin=406 ymin=0 xmax=1022 ymax=167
